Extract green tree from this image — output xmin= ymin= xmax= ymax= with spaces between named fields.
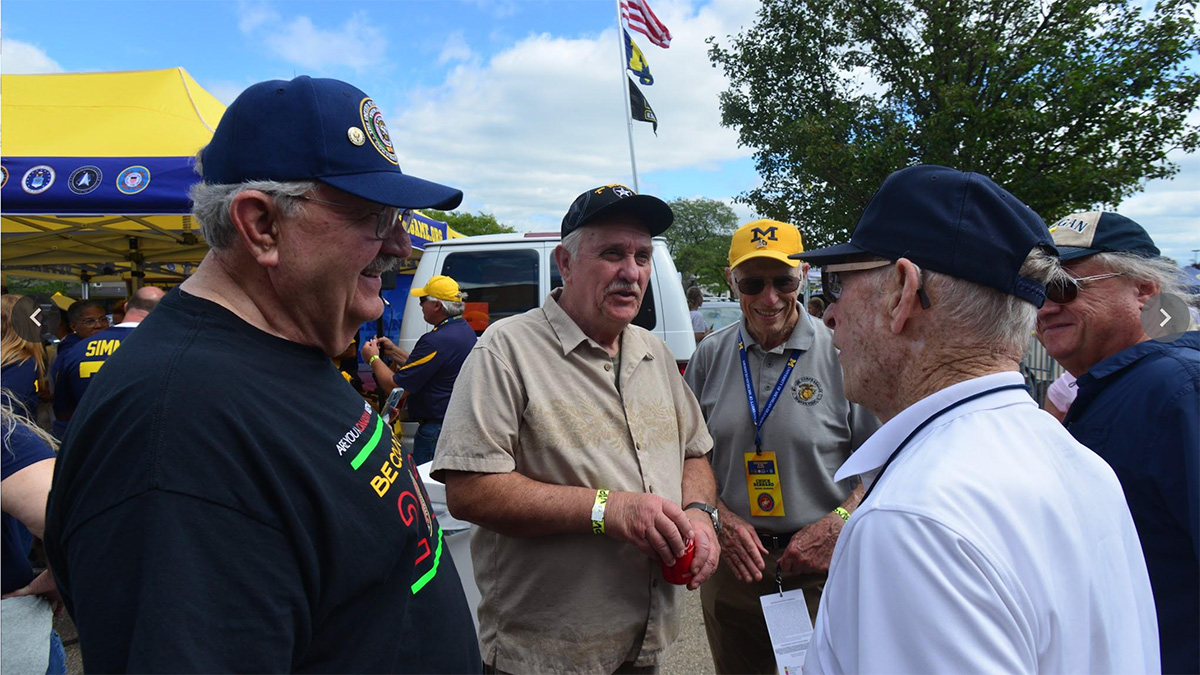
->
xmin=663 ymin=197 xmax=739 ymax=290
xmin=421 ymin=209 xmax=516 ymax=237
xmin=708 ymin=0 xmax=1200 ymax=248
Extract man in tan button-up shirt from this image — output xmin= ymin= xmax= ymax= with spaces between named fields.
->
xmin=434 ymin=184 xmax=721 ymax=674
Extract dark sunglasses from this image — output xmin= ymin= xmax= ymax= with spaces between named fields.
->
xmin=736 ymin=275 xmax=800 ymax=296
xmin=1044 ymin=272 xmax=1125 ymax=304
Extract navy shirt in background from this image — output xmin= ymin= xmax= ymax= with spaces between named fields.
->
xmin=1066 ymin=331 xmax=1200 ymax=674
xmin=52 ymin=325 xmax=136 ymax=437
xmin=2 ymin=419 xmax=55 ymax=595
xmin=1 ymin=358 xmax=41 ymax=415
xmin=394 ymin=316 xmax=477 ymax=421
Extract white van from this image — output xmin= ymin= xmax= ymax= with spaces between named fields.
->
xmin=397 ymin=232 xmax=697 ymax=365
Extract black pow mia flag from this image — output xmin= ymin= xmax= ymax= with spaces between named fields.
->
xmin=627 ymin=76 xmax=658 ymax=135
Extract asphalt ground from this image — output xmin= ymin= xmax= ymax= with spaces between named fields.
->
xmin=55 ymin=586 xmax=716 ymax=674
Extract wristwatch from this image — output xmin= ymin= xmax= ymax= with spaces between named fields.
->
xmin=684 ymin=502 xmax=721 ymax=536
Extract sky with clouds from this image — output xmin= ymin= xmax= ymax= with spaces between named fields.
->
xmin=2 ymin=0 xmax=1196 ymax=263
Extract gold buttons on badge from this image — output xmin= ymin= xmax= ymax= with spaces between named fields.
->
xmin=347 ymin=127 xmax=366 ymax=146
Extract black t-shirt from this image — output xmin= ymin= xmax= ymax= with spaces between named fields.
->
xmin=45 ymin=288 xmax=480 ymax=673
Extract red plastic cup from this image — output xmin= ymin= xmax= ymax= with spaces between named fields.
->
xmin=661 ymin=537 xmax=696 ymax=585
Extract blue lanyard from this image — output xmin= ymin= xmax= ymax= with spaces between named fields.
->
xmin=738 ymin=330 xmax=801 ymax=452
xmin=860 ymin=383 xmax=1029 ymax=503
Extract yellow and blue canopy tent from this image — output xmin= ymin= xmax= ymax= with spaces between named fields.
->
xmin=1 ymin=68 xmax=459 ymax=295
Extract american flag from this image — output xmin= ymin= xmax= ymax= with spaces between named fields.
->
xmin=620 ymin=0 xmax=672 ymax=49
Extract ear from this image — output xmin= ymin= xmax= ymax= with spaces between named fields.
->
xmin=230 ymin=190 xmax=282 ymax=268
xmin=800 ymin=262 xmax=810 ymax=278
xmin=725 ymin=267 xmax=734 ymax=291
xmin=888 ymin=258 xmax=924 ymax=335
xmin=553 ymin=244 xmax=572 ymax=284
xmin=1133 ymin=276 xmax=1160 ymax=307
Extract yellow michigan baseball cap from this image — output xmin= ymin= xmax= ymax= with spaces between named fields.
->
xmin=728 ymin=219 xmax=803 ymax=269
xmin=411 ymin=275 xmax=465 ymax=302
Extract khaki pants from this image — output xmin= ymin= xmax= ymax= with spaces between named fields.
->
xmin=700 ymin=548 xmax=825 ymax=675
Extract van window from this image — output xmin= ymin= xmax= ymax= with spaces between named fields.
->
xmin=443 ymin=250 xmax=539 ymax=335
xmin=549 ymin=255 xmax=657 ymax=331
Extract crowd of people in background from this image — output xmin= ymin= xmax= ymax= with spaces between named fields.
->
xmin=1 ymin=73 xmax=1195 ymax=675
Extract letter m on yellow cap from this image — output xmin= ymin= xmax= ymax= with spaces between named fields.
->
xmin=751 ymin=226 xmax=778 ymax=242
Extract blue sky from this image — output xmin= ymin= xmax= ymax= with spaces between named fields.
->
xmin=3 ymin=0 xmax=1196 ymax=263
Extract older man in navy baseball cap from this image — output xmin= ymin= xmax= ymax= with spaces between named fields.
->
xmin=793 ymin=165 xmax=1159 ymax=673
xmin=45 ymin=76 xmax=481 ymax=673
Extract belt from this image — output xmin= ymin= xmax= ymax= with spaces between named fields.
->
xmin=757 ymin=531 xmax=797 ymax=550
xmin=414 ymin=418 xmax=444 ymax=425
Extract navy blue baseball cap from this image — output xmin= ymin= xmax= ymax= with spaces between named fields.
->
xmin=1047 ymin=211 xmax=1160 ymax=261
xmin=791 ymin=165 xmax=1054 ymax=306
xmin=562 ymin=184 xmax=673 ymax=238
xmin=200 ymin=76 xmax=462 ymax=211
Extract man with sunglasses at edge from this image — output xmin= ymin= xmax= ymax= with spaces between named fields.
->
xmin=683 ymin=220 xmax=879 ymax=674
xmin=362 ymin=274 xmax=477 ymax=466
xmin=1035 ymin=211 xmax=1198 ymax=674
xmin=44 ymin=76 xmax=481 ymax=672
xmin=795 ymin=165 xmax=1158 ymax=673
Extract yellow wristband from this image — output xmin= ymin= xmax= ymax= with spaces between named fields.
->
xmin=368 ymin=354 xmax=380 ymax=366
xmin=834 ymin=506 xmax=850 ymax=521
xmin=591 ymin=489 xmax=609 ymax=535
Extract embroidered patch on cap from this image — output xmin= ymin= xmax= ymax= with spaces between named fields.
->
xmin=359 ymin=98 xmax=397 ymax=165
xmin=22 ymin=166 xmax=55 ymax=194
xmin=1 ymin=166 xmax=8 ymax=188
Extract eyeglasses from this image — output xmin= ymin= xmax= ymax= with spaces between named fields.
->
xmin=295 ymin=195 xmax=412 ymax=240
xmin=735 ymin=275 xmax=801 ymax=296
xmin=1045 ymin=272 xmax=1125 ymax=304
xmin=77 ymin=316 xmax=110 ymax=328
xmin=821 ymin=260 xmax=893 ymax=303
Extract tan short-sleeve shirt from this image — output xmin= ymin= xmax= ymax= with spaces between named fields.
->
xmin=433 ymin=290 xmax=713 ymax=673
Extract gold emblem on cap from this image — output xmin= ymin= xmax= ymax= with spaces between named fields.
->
xmin=755 ymin=238 xmax=769 ymax=248
xmin=347 ymin=127 xmax=366 ymax=146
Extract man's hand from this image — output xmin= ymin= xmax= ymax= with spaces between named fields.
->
xmin=2 ymin=569 xmax=63 ymax=616
xmin=361 ymin=338 xmax=382 ymax=361
xmin=376 ymin=337 xmax=410 ymax=367
xmin=777 ymin=512 xmax=842 ymax=575
xmin=684 ymin=508 xmax=719 ymax=590
xmin=717 ymin=504 xmax=769 ymax=582
xmin=604 ymin=491 xmax=693 ymax=565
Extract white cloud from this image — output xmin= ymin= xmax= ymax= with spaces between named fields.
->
xmin=240 ymin=7 xmax=388 ymax=72
xmin=0 ymin=36 xmax=63 ymax=74
xmin=389 ymin=0 xmax=760 ymax=230
xmin=438 ymin=31 xmax=474 ymax=66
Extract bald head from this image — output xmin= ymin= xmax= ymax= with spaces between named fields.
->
xmin=123 ymin=287 xmax=165 ymax=322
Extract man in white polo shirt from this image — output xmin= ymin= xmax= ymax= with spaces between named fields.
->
xmin=795 ymin=165 xmax=1158 ymax=673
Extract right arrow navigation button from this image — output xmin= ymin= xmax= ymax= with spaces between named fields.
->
xmin=1141 ymin=293 xmax=1191 ymax=341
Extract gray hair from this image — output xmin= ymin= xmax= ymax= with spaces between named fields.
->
xmin=919 ymin=247 xmax=1067 ymax=359
xmin=1088 ymin=252 xmax=1192 ymax=301
xmin=561 ymin=228 xmax=584 ymax=260
xmin=437 ymin=299 xmax=465 ymax=317
xmin=190 ymin=147 xmax=315 ymax=250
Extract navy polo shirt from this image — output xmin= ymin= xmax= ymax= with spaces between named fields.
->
xmin=2 ymin=419 xmax=55 ymax=594
xmin=1065 ymin=331 xmax=1199 ymax=674
xmin=393 ymin=316 xmax=477 ymax=421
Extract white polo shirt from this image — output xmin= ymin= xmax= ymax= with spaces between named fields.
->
xmin=805 ymin=372 xmax=1159 ymax=674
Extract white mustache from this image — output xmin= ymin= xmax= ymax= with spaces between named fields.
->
xmin=363 ymin=254 xmax=403 ymax=276
xmin=605 ymin=282 xmax=640 ymax=295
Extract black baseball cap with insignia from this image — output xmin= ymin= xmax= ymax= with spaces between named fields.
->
xmin=561 ymin=184 xmax=674 ymax=238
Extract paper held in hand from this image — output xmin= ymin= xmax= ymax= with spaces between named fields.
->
xmin=759 ymin=588 xmax=814 ymax=675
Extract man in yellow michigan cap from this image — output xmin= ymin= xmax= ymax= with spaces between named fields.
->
xmin=683 ymin=219 xmax=879 ymax=673
xmin=363 ymin=274 xmax=477 ymax=465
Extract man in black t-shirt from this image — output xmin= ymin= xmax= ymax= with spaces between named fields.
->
xmin=44 ymin=76 xmax=479 ymax=673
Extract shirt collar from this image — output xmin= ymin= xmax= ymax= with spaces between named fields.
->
xmin=834 ymin=371 xmax=1032 ymax=484
xmin=1080 ymin=331 xmax=1200 ymax=385
xmin=542 ymin=288 xmax=654 ymax=361
xmin=738 ymin=303 xmax=815 ymax=354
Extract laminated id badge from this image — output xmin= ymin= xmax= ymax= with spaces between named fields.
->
xmin=745 ymin=451 xmax=784 ymax=517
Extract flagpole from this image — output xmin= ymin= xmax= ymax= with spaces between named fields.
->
xmin=615 ymin=0 xmax=640 ymax=192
